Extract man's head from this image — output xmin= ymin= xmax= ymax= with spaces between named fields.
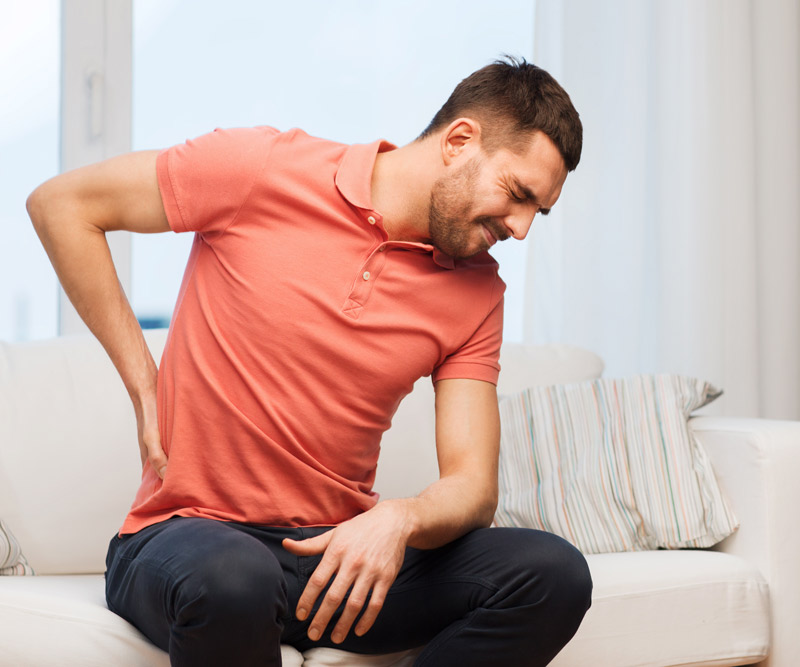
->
xmin=426 ymin=130 xmax=568 ymax=259
xmin=419 ymin=56 xmax=582 ymax=171
xmin=418 ymin=58 xmax=580 ymax=259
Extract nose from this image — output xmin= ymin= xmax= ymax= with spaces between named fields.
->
xmin=505 ymin=211 xmax=536 ymax=241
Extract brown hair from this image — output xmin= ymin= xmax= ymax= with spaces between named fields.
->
xmin=419 ymin=56 xmax=582 ymax=172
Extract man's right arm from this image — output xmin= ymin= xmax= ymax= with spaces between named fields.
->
xmin=26 ymin=150 xmax=171 ymax=477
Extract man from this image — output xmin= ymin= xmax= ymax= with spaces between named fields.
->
xmin=27 ymin=57 xmax=591 ymax=666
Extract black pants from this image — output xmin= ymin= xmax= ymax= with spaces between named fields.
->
xmin=105 ymin=517 xmax=592 ymax=666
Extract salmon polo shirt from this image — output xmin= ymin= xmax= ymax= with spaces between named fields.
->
xmin=120 ymin=126 xmax=505 ymax=534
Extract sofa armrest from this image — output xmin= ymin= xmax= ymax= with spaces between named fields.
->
xmin=690 ymin=416 xmax=800 ymax=667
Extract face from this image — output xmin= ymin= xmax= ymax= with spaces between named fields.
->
xmin=427 ymin=131 xmax=568 ymax=259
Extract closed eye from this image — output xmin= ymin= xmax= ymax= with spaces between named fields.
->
xmin=511 ymin=179 xmax=551 ymax=216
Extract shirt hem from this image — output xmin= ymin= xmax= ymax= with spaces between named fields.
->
xmin=432 ymin=361 xmax=500 ymax=386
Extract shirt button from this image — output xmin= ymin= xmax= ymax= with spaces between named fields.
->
xmin=363 ymin=271 xmax=371 ymax=281
xmin=367 ymin=216 xmax=376 ymax=225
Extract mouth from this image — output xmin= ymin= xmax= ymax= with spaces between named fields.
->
xmin=482 ymin=224 xmax=497 ymax=247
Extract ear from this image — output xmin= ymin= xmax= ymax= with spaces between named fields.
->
xmin=440 ymin=118 xmax=482 ymax=166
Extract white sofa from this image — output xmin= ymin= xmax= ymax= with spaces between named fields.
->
xmin=0 ymin=329 xmax=797 ymax=666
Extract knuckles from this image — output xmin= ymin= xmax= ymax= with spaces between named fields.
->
xmin=347 ymin=554 xmax=365 ymax=569
xmin=309 ymin=572 xmax=329 ymax=588
xmin=325 ymin=589 xmax=345 ymax=605
xmin=328 ymin=541 xmax=349 ymax=559
xmin=345 ymin=595 xmax=365 ymax=609
xmin=367 ymin=593 xmax=385 ymax=608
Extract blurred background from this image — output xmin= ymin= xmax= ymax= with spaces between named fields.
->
xmin=2 ymin=0 xmax=798 ymax=419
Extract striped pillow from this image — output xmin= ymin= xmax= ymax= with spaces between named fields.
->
xmin=495 ymin=375 xmax=738 ymax=554
xmin=0 ymin=519 xmax=34 ymax=575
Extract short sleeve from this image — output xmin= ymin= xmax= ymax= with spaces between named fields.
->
xmin=156 ymin=126 xmax=280 ymax=239
xmin=432 ymin=276 xmax=505 ymax=385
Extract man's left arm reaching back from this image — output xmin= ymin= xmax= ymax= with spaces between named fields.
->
xmin=283 ymin=377 xmax=500 ymax=644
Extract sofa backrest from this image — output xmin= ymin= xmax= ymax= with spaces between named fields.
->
xmin=0 ymin=330 xmax=603 ymax=575
xmin=375 ymin=342 xmax=606 ymax=500
xmin=0 ymin=330 xmax=168 ymax=576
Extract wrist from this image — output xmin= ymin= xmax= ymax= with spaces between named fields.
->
xmin=125 ymin=341 xmax=159 ymax=397
xmin=379 ymin=498 xmax=422 ymax=545
xmin=128 ymin=365 xmax=158 ymax=412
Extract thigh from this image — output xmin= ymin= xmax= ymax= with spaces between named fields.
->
xmin=105 ymin=517 xmax=290 ymax=652
xmin=287 ymin=526 xmax=589 ymax=655
xmin=388 ymin=527 xmax=587 ymax=644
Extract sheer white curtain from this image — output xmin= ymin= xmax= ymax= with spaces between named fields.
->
xmin=527 ymin=0 xmax=799 ymax=419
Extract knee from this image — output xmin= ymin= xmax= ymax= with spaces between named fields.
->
xmin=543 ymin=533 xmax=593 ymax=614
xmin=496 ymin=528 xmax=593 ymax=618
xmin=530 ymin=531 xmax=593 ymax=626
xmin=176 ymin=545 xmax=288 ymax=631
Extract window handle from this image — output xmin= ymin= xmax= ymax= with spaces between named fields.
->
xmin=86 ymin=69 xmax=104 ymax=139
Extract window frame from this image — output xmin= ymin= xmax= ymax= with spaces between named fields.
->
xmin=59 ymin=0 xmax=537 ymax=342
xmin=59 ymin=0 xmax=133 ymax=334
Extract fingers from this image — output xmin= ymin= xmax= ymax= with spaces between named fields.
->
xmin=331 ymin=578 xmax=384 ymax=643
xmin=298 ymin=556 xmax=391 ymax=644
xmin=286 ymin=506 xmax=409 ymax=644
xmin=295 ymin=550 xmax=339 ymax=632
xmin=135 ymin=391 xmax=168 ymax=478
xmin=142 ymin=425 xmax=168 ymax=479
xmin=353 ymin=580 xmax=389 ymax=637
xmin=282 ymin=532 xmax=332 ymax=556
xmin=148 ymin=443 xmax=168 ymax=479
xmin=307 ymin=565 xmax=358 ymax=641
xmin=282 ymin=532 xmax=335 ymax=629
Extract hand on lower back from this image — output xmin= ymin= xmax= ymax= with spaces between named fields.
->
xmin=134 ymin=388 xmax=168 ymax=479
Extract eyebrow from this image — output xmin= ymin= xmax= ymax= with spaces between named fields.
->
xmin=512 ymin=178 xmax=551 ymax=215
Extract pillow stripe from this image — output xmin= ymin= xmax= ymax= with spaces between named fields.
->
xmin=0 ymin=519 xmax=34 ymax=576
xmin=495 ymin=374 xmax=738 ymax=554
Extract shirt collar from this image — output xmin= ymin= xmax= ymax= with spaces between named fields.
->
xmin=335 ymin=139 xmax=394 ymax=211
xmin=335 ymin=140 xmax=456 ymax=271
xmin=432 ymin=248 xmax=456 ymax=269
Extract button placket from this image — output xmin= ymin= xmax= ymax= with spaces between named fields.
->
xmin=341 ymin=245 xmax=388 ymax=317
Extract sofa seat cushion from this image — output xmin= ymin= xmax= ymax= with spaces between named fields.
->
xmin=0 ymin=575 xmax=169 ymax=667
xmin=0 ymin=575 xmax=306 ymax=667
xmin=0 ymin=550 xmax=768 ymax=667
xmin=555 ymin=550 xmax=770 ymax=667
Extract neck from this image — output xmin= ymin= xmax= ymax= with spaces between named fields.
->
xmin=371 ymin=139 xmax=437 ymax=243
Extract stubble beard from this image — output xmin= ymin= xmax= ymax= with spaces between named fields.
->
xmin=428 ymin=158 xmax=482 ymax=259
xmin=427 ymin=156 xmax=504 ymax=260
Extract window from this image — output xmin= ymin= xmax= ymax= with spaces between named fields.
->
xmin=131 ymin=0 xmax=534 ymax=339
xmin=1 ymin=3 xmax=60 ymax=341
xmin=10 ymin=2 xmax=535 ymax=342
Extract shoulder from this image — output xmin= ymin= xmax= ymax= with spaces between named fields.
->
xmin=453 ymin=251 xmax=505 ymax=295
xmin=434 ymin=251 xmax=505 ymax=326
xmin=173 ymin=126 xmax=347 ymax=161
xmin=455 ymin=250 xmax=500 ymax=272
